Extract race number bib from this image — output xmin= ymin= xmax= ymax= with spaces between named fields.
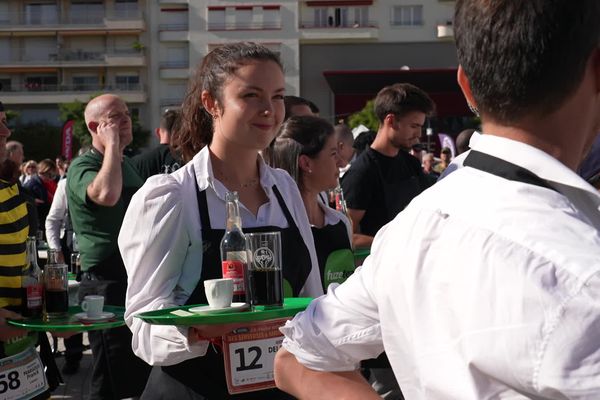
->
xmin=223 ymin=318 xmax=287 ymax=395
xmin=0 ymin=347 xmax=48 ymax=400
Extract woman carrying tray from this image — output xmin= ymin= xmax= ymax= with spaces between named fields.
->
xmin=118 ymin=42 xmax=324 ymax=399
xmin=271 ymin=116 xmax=355 ymax=292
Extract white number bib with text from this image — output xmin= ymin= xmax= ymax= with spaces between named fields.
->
xmin=223 ymin=318 xmax=287 ymax=395
xmin=0 ymin=346 xmax=48 ymax=400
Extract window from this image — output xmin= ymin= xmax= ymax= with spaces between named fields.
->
xmin=70 ymin=1 xmax=104 ymax=24
xmin=354 ymin=7 xmax=369 ymax=26
xmin=313 ymin=8 xmax=328 ymax=28
xmin=333 ymin=7 xmax=348 ymax=27
xmin=25 ymin=3 xmax=58 ymax=24
xmin=236 ymin=8 xmax=252 ymax=29
xmin=391 ymin=5 xmax=423 ymax=26
xmin=114 ymin=0 xmax=138 ymax=18
xmin=25 ymin=75 xmax=58 ymax=91
xmin=0 ymin=78 xmax=11 ymax=92
xmin=72 ymin=76 xmax=99 ymax=91
xmin=115 ymin=75 xmax=139 ymax=90
xmin=208 ymin=8 xmax=226 ymax=30
xmin=263 ymin=7 xmax=280 ymax=29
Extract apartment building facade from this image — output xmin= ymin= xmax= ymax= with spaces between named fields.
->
xmin=0 ymin=0 xmax=148 ymax=127
xmin=1 ymin=0 xmax=461 ymax=137
xmin=152 ymin=0 xmax=460 ymax=129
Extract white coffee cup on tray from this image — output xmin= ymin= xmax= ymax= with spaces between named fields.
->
xmin=81 ymin=295 xmax=104 ymax=318
xmin=204 ymin=278 xmax=234 ymax=309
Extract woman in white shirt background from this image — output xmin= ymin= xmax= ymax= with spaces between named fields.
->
xmin=118 ymin=42 xmax=323 ymax=399
xmin=271 ymin=115 xmax=354 ymax=292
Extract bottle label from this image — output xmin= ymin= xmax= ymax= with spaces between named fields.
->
xmin=335 ymin=193 xmax=343 ymax=212
xmin=222 ymin=251 xmax=247 ymax=295
xmin=26 ymin=284 xmax=43 ymax=309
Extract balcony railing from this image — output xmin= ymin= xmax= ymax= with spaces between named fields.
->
xmin=299 ymin=20 xmax=378 ymax=29
xmin=0 ymin=8 xmax=143 ymax=27
xmin=0 ymin=47 xmax=144 ymax=65
xmin=1 ymin=83 xmax=145 ymax=93
xmin=207 ymin=21 xmax=281 ymax=30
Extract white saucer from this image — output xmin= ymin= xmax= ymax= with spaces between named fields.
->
xmin=189 ymin=302 xmax=249 ymax=315
xmin=74 ymin=312 xmax=116 ymax=323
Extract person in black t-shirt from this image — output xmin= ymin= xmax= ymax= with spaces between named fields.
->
xmin=133 ymin=109 xmax=182 ymax=180
xmin=341 ymin=83 xmax=435 ymax=249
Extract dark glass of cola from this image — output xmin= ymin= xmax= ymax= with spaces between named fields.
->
xmin=246 ymin=232 xmax=283 ymax=308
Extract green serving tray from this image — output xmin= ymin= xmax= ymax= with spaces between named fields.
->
xmin=135 ymin=297 xmax=313 ymax=326
xmin=7 ymin=305 xmax=125 ymax=332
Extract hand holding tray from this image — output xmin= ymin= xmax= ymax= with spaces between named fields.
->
xmin=8 ymin=305 xmax=126 ymax=332
xmin=135 ymin=297 xmax=312 ymax=326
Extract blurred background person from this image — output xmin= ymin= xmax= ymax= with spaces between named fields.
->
xmin=272 ymin=116 xmax=354 ymax=292
xmin=25 ymin=158 xmax=57 ymax=232
xmin=422 ymin=153 xmax=439 ymax=180
xmin=284 ymin=95 xmax=316 ymax=120
xmin=132 ymin=108 xmax=182 ymax=180
xmin=55 ymin=155 xmax=69 ymax=179
xmin=20 ymin=159 xmax=37 ymax=185
xmin=335 ymin=123 xmax=356 ymax=178
xmin=433 ymin=147 xmax=452 ymax=174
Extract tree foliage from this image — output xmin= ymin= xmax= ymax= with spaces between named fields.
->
xmin=58 ymin=95 xmax=150 ymax=152
xmin=10 ymin=123 xmax=62 ymax=162
xmin=58 ymin=99 xmax=89 ymax=147
xmin=347 ymin=99 xmax=379 ymax=132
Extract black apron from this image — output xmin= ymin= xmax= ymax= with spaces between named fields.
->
xmin=311 ymin=220 xmax=353 ymax=292
xmin=141 ymin=182 xmax=312 ymax=400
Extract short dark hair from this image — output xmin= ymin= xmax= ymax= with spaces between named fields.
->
xmin=284 ymin=96 xmax=312 ymax=120
xmin=455 ymin=129 xmax=475 ymax=155
xmin=353 ymin=130 xmax=376 ymax=155
xmin=160 ymin=109 xmax=180 ymax=135
xmin=373 ymin=83 xmax=435 ymax=123
xmin=455 ymin=0 xmax=600 ymax=123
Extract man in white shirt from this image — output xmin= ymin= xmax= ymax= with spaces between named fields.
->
xmin=274 ymin=1 xmax=600 ymax=399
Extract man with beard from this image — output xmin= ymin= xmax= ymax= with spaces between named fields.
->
xmin=341 ymin=83 xmax=435 ymax=249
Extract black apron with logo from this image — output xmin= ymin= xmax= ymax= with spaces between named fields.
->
xmin=141 ymin=182 xmax=312 ymax=400
xmin=311 ymin=220 xmax=353 ymax=292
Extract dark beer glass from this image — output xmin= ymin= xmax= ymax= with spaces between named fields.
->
xmin=246 ymin=232 xmax=283 ymax=308
xmin=43 ymin=263 xmax=69 ymax=320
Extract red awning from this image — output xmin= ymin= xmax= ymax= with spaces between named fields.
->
xmin=323 ymin=68 xmax=470 ymax=118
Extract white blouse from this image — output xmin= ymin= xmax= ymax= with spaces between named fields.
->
xmin=118 ymin=146 xmax=324 ymax=366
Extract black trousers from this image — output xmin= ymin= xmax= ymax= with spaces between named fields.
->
xmin=79 ymin=273 xmax=151 ymax=400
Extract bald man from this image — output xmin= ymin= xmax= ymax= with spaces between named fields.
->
xmin=66 ymin=94 xmax=150 ymax=399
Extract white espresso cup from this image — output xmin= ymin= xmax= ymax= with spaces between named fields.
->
xmin=204 ymin=278 xmax=234 ymax=309
xmin=81 ymin=295 xmax=104 ymax=318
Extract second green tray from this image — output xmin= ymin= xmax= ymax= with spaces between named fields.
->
xmin=8 ymin=305 xmax=125 ymax=332
xmin=135 ymin=297 xmax=312 ymax=326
